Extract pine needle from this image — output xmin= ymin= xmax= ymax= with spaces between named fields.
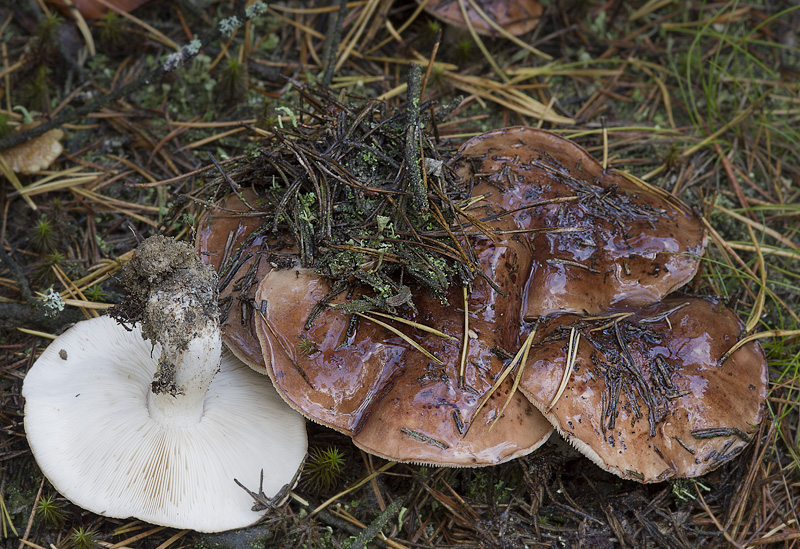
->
xmin=458 ymin=286 xmax=469 ymax=386
xmin=356 ymin=313 xmax=443 ymax=365
xmin=548 ymin=328 xmax=580 ymax=410
xmin=719 ymin=330 xmax=800 ymax=365
xmin=468 ymin=327 xmax=539 ymax=432
xmin=366 ymin=310 xmax=458 ymax=340
xmin=489 ymin=323 xmax=538 ymax=431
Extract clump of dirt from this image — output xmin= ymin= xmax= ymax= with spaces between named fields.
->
xmin=110 ymin=234 xmax=219 ymax=353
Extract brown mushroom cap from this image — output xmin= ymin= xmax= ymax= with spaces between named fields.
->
xmin=420 ymin=0 xmax=542 ymax=37
xmin=44 ymin=0 xmax=150 ymax=19
xmin=516 ymin=297 xmax=767 ymax=482
xmin=254 ymin=229 xmax=553 ymax=466
xmin=196 ymin=189 xmax=295 ymax=373
xmin=455 ymin=127 xmax=708 ymax=318
xmin=3 ymin=129 xmax=64 ymax=174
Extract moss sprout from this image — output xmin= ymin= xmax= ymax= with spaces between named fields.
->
xmin=302 ymin=446 xmax=346 ymax=492
xmin=35 ymin=494 xmax=66 ymax=528
xmin=64 ymin=526 xmax=101 ymax=549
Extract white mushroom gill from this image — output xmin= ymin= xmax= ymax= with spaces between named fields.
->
xmin=22 ymin=236 xmax=307 ymax=532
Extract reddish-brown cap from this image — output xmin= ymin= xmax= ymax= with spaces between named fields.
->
xmin=455 ymin=126 xmax=707 ymax=317
xmin=44 ymin=0 xmax=150 ymax=19
xmin=196 ymin=189 xmax=295 ymax=373
xmin=254 ymin=229 xmax=552 ymax=466
xmin=517 ymin=297 xmax=768 ymax=482
xmin=420 ymin=0 xmax=543 ymax=37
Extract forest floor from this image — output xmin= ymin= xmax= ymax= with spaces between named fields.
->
xmin=1 ymin=1 xmax=799 ymax=548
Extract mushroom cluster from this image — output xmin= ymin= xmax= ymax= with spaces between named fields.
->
xmin=199 ymin=192 xmax=554 ymax=466
xmin=419 ymin=0 xmax=543 ymax=37
xmin=23 ymin=236 xmax=307 ymax=532
xmin=198 ymin=126 xmax=767 ymax=480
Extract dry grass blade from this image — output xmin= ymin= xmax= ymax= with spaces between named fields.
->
xmin=744 ymin=225 xmax=767 ymax=334
xmin=713 ymin=203 xmax=799 ymax=251
xmin=0 ymin=489 xmax=19 ymax=537
xmin=16 ymin=328 xmax=57 ymax=339
xmin=333 ymin=0 xmax=380 ymax=71
xmin=17 ymin=174 xmax=103 ymax=198
xmin=629 ymin=0 xmax=673 ymax=21
xmin=456 ymin=0 xmax=508 ymax=83
xmin=446 ymin=72 xmax=574 ymax=125
xmin=489 ymin=323 xmax=538 ymax=431
xmin=458 ymin=286 xmax=469 ymax=385
xmin=61 ymin=0 xmax=96 ymax=56
xmin=0 ymin=152 xmax=37 ymax=209
xmin=311 ymin=461 xmax=396 ymax=516
xmin=107 ymin=526 xmax=164 ymax=548
xmin=587 ymin=312 xmax=635 ymax=332
xmin=154 ymin=530 xmax=190 ymax=549
xmin=464 ymin=0 xmax=551 ymax=60
xmin=680 ymin=92 xmax=768 ymax=157
xmin=548 ymin=328 xmax=580 ymax=410
xmin=719 ymin=330 xmax=800 ymax=365
xmin=356 ymin=313 xmax=443 ymax=365
xmin=92 ymin=0 xmax=179 ymax=50
xmin=616 ymin=170 xmax=688 ymax=213
xmin=367 ymin=311 xmax=457 ymax=340
xmin=468 ymin=327 xmax=538 ymax=431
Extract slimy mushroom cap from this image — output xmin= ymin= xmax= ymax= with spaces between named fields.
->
xmin=254 ymin=228 xmax=553 ymax=466
xmin=517 ymin=297 xmax=768 ymax=482
xmin=420 ymin=0 xmax=543 ymax=37
xmin=455 ymin=126 xmax=708 ymax=317
xmin=196 ymin=189 xmax=296 ymax=373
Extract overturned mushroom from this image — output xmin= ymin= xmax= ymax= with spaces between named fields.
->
xmin=454 ymin=127 xmax=707 ymax=317
xmin=420 ymin=0 xmax=543 ymax=37
xmin=23 ymin=236 xmax=307 ymax=532
xmin=254 ymin=227 xmax=553 ymax=466
xmin=197 ymin=188 xmax=296 ymax=373
xmin=516 ymin=297 xmax=768 ymax=482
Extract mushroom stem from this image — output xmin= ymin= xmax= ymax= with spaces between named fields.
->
xmin=146 ymin=316 xmax=221 ymax=427
xmin=113 ymin=235 xmax=224 ymax=427
xmin=144 ymin=282 xmax=222 ymax=427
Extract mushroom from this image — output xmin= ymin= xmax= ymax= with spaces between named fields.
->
xmin=1 ymin=129 xmax=64 ymax=174
xmin=196 ymin=188 xmax=296 ymax=373
xmin=253 ymin=227 xmax=553 ymax=466
xmin=44 ymin=0 xmax=151 ymax=19
xmin=515 ymin=297 xmax=768 ymax=482
xmin=419 ymin=0 xmax=543 ymax=37
xmin=22 ymin=236 xmax=307 ymax=532
xmin=454 ymin=126 xmax=708 ymax=317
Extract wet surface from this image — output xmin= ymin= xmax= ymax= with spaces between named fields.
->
xmin=196 ymin=189 xmax=296 ymax=373
xmin=517 ymin=297 xmax=768 ymax=482
xmin=420 ymin=0 xmax=543 ymax=37
xmin=197 ymin=128 xmax=766 ymax=477
xmin=454 ymin=127 xmax=707 ymax=317
xmin=254 ymin=219 xmax=553 ymax=466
